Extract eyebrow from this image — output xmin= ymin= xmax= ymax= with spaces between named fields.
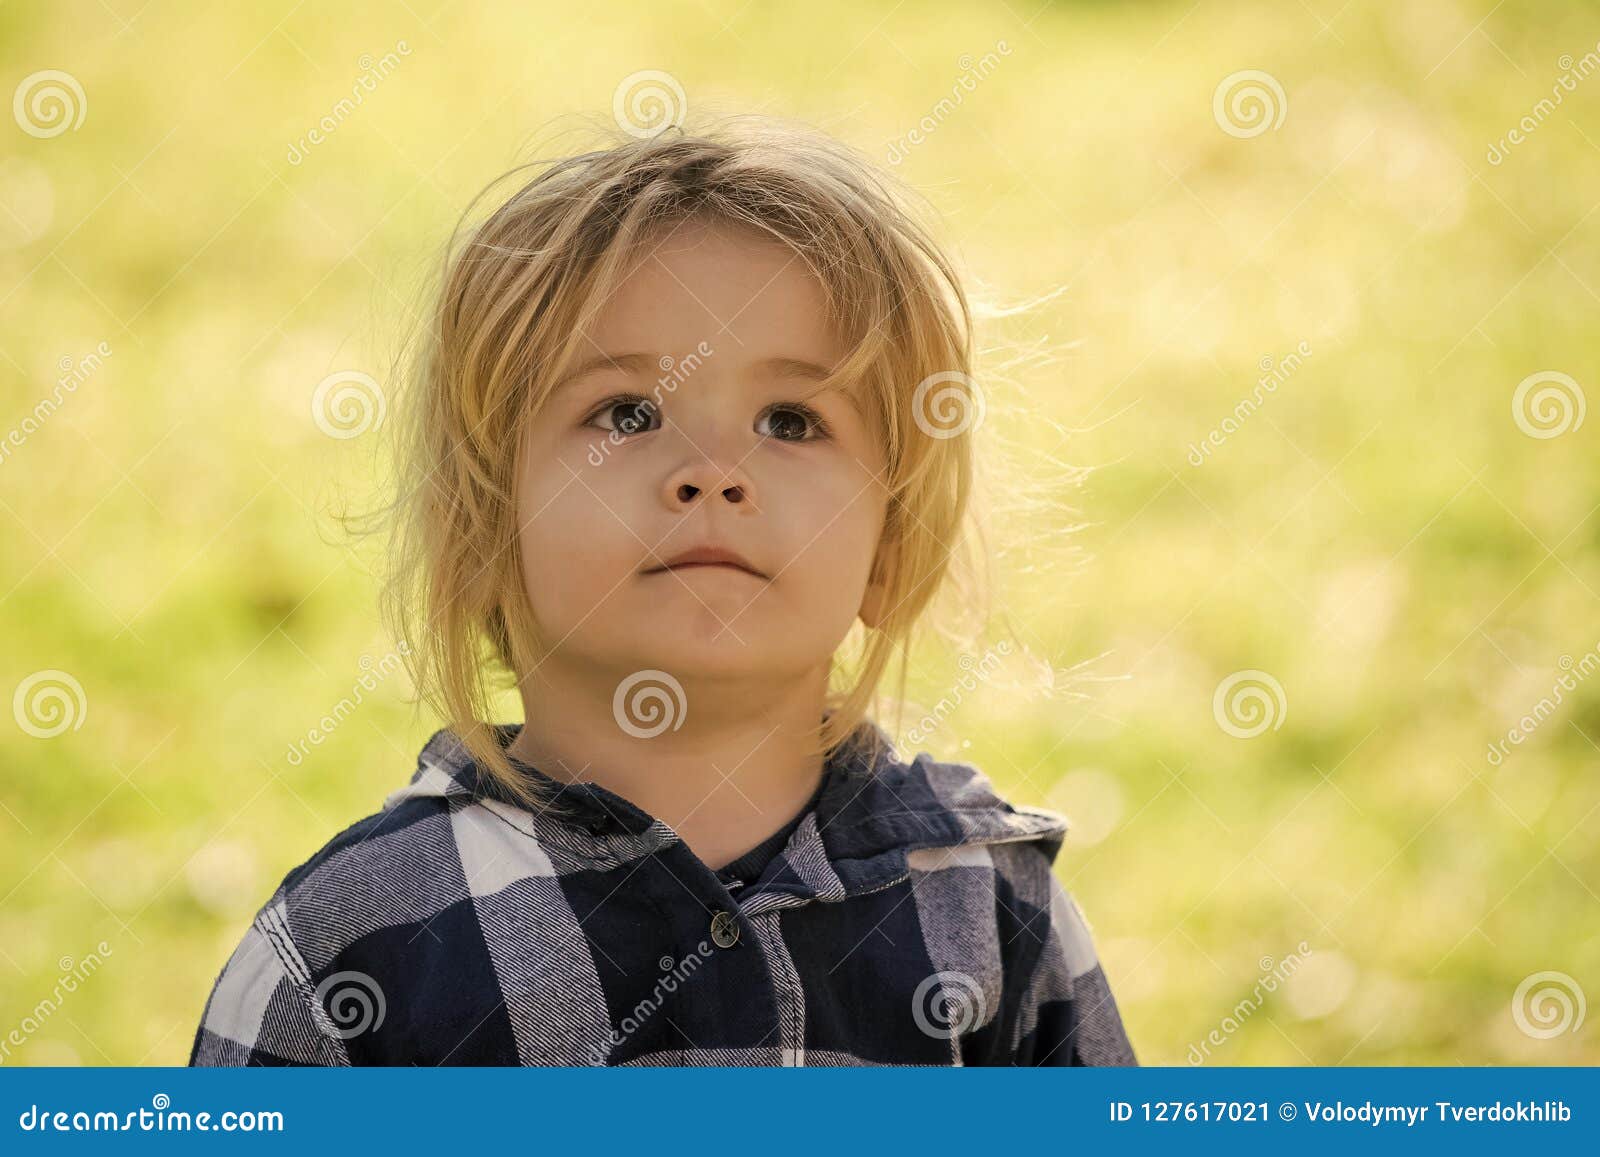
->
xmin=555 ymin=352 xmax=836 ymax=391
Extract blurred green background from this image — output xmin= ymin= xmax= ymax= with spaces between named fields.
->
xmin=2 ymin=0 xmax=1597 ymax=1065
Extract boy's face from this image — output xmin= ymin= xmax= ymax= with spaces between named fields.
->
xmin=514 ymin=218 xmax=892 ymax=693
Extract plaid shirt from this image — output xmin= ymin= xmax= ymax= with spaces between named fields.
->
xmin=189 ymin=720 xmax=1136 ymax=1066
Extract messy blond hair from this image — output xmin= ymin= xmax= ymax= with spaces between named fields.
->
xmin=377 ymin=113 xmax=990 ymax=813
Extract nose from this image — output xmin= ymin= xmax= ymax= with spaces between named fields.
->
xmin=661 ymin=454 xmax=758 ymax=511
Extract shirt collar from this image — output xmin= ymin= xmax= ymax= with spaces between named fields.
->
xmin=386 ymin=716 xmax=1069 ymax=898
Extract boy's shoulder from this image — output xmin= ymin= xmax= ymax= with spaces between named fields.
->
xmin=887 ymin=748 xmax=1079 ymax=927
xmin=816 ymin=726 xmax=1073 ymax=881
xmin=279 ymin=788 xmax=454 ymax=896
xmin=255 ymin=781 xmax=467 ymax=976
xmin=270 ymin=725 xmax=562 ymax=906
xmin=187 ymin=783 xmax=468 ymax=1066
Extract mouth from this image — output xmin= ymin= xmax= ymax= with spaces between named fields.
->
xmin=650 ymin=562 xmax=762 ymax=576
xmin=643 ymin=548 xmax=767 ymax=579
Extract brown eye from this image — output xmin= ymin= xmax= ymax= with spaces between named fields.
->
xmin=757 ymin=404 xmax=829 ymax=442
xmin=587 ymin=396 xmax=659 ymax=437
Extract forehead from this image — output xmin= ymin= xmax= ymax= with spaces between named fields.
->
xmin=580 ymin=218 xmax=845 ymax=364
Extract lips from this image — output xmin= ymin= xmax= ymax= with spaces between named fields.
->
xmin=644 ymin=546 xmax=766 ymax=578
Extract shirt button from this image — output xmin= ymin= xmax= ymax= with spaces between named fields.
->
xmin=709 ymin=910 xmax=740 ymax=948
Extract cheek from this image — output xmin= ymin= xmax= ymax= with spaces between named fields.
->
xmin=515 ymin=455 xmax=639 ymax=625
xmin=780 ymin=473 xmax=887 ymax=596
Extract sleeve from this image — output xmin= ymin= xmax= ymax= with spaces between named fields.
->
xmin=1011 ymin=867 xmax=1137 ymax=1066
xmin=189 ymin=897 xmax=349 ymax=1067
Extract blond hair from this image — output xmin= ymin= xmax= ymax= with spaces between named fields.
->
xmin=376 ymin=113 xmax=992 ymax=814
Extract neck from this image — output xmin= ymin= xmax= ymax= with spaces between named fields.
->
xmin=505 ymin=655 xmax=834 ymax=871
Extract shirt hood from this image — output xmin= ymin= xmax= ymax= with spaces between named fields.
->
xmin=383 ymin=716 xmax=1070 ymax=899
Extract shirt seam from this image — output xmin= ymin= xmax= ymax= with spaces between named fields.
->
xmin=251 ymin=899 xmax=347 ymax=1066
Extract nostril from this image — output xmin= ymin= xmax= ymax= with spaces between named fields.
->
xmin=724 ymin=487 xmax=743 ymax=503
xmin=677 ymin=483 xmax=699 ymax=502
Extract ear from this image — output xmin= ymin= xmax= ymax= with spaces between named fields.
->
xmin=858 ymin=545 xmax=895 ymax=629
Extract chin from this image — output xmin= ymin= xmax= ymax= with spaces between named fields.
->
xmin=622 ymin=619 xmax=807 ymax=677
xmin=658 ymin=623 xmax=774 ymax=669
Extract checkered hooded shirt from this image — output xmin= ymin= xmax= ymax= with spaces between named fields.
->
xmin=190 ymin=719 xmax=1136 ymax=1066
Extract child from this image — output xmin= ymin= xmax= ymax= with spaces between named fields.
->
xmin=190 ymin=115 xmax=1136 ymax=1067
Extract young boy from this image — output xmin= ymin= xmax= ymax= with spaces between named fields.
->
xmin=190 ymin=116 xmax=1136 ymax=1067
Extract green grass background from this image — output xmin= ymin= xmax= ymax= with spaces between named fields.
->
xmin=1 ymin=0 xmax=1597 ymax=1064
